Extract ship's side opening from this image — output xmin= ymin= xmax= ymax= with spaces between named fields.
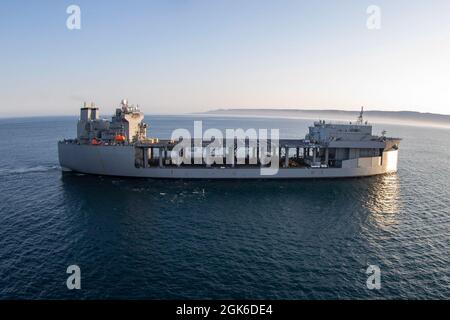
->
xmin=133 ymin=144 xmax=385 ymax=170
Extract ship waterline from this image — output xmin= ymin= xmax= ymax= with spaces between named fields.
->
xmin=58 ymin=100 xmax=401 ymax=179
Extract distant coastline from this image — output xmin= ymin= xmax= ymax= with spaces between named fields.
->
xmin=202 ymin=108 xmax=450 ymax=128
xmin=1 ymin=108 xmax=450 ymax=129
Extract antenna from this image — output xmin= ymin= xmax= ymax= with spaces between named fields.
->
xmin=356 ymin=106 xmax=364 ymax=125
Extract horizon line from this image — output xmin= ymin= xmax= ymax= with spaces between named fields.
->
xmin=2 ymin=107 xmax=450 ymax=119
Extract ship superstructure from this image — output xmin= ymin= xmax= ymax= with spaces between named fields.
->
xmin=59 ymin=102 xmax=401 ymax=179
xmin=76 ymin=99 xmax=148 ymax=144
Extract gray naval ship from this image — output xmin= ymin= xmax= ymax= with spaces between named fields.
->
xmin=58 ymin=100 xmax=401 ymax=179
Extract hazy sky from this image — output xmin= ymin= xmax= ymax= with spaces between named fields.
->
xmin=1 ymin=0 xmax=450 ymax=117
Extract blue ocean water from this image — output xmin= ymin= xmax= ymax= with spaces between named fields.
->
xmin=0 ymin=115 xmax=449 ymax=299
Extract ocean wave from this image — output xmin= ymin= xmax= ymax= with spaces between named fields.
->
xmin=0 ymin=165 xmax=59 ymax=176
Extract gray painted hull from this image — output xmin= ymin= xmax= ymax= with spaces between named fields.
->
xmin=58 ymin=142 xmax=399 ymax=179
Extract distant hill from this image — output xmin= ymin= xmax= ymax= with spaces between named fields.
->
xmin=203 ymin=108 xmax=450 ymax=128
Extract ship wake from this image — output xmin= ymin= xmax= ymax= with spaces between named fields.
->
xmin=0 ymin=165 xmax=59 ymax=176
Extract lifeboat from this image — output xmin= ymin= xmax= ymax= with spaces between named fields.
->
xmin=91 ymin=138 xmax=101 ymax=145
xmin=115 ymin=135 xmax=126 ymax=143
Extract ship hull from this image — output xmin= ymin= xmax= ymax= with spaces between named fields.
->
xmin=58 ymin=142 xmax=399 ymax=179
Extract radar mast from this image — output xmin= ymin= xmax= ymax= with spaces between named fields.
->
xmin=356 ymin=106 xmax=364 ymax=125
